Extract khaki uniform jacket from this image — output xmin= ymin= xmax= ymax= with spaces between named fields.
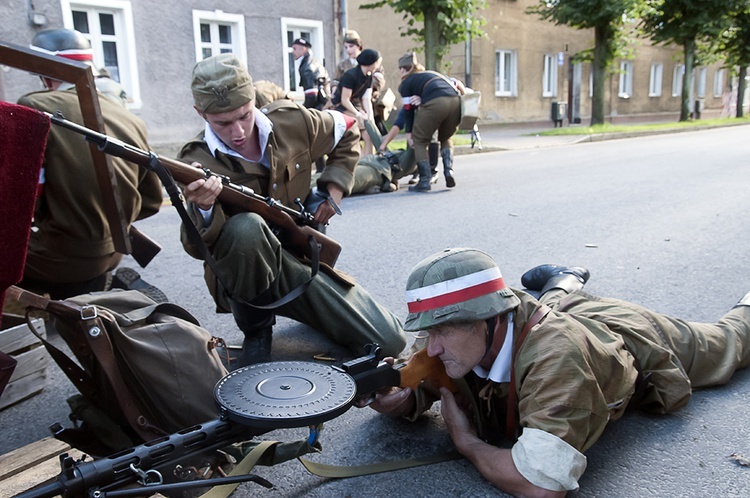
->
xmin=18 ymin=89 xmax=162 ymax=259
xmin=414 ymin=289 xmax=699 ymax=454
xmin=177 ymin=101 xmax=360 ymax=301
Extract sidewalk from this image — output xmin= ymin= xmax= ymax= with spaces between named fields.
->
xmin=454 ymin=116 xmax=750 ymax=155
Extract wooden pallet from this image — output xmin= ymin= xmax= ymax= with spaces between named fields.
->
xmin=0 ymin=437 xmax=81 ymax=498
xmin=0 ymin=437 xmax=166 ymax=498
xmin=0 ymin=314 xmax=48 ymax=410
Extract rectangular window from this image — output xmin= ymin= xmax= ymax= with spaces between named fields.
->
xmin=542 ymin=54 xmax=557 ymax=97
xmin=696 ymin=67 xmax=707 ymax=98
xmin=714 ymin=68 xmax=725 ymax=98
xmin=192 ymin=10 xmax=246 ymax=62
xmin=648 ymin=63 xmax=663 ymax=97
xmin=495 ymin=49 xmax=517 ymax=97
xmin=618 ymin=61 xmax=633 ymax=98
xmin=672 ymin=64 xmax=685 ymax=97
xmin=280 ymin=18 xmax=325 ymax=92
xmin=62 ymin=0 xmax=141 ymax=107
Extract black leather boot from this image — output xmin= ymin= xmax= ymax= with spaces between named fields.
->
xmin=408 ymin=160 xmax=432 ymax=192
xmin=429 ymin=142 xmax=440 ymax=184
xmin=441 ymin=148 xmax=455 ymax=188
xmin=521 ymin=264 xmax=590 ymax=292
xmin=228 ymin=298 xmax=275 ymax=368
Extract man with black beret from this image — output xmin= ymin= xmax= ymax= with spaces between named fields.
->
xmin=178 ymin=54 xmax=406 ymax=366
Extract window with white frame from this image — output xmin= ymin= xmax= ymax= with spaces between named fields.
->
xmin=648 ymin=63 xmax=663 ymax=97
xmin=193 ymin=10 xmax=247 ymax=63
xmin=495 ymin=49 xmax=517 ymax=97
xmin=281 ymin=18 xmax=324 ymax=92
xmin=618 ymin=61 xmax=633 ymax=98
xmin=714 ymin=68 xmax=726 ymax=98
xmin=542 ymin=54 xmax=557 ymax=97
xmin=696 ymin=67 xmax=707 ymax=98
xmin=672 ymin=64 xmax=685 ymax=97
xmin=62 ymin=0 xmax=141 ymax=107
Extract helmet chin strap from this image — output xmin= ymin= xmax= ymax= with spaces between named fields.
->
xmin=483 ymin=316 xmax=497 ymax=359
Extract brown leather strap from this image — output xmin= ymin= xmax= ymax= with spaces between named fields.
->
xmin=506 ymin=304 xmax=551 ymax=439
xmin=8 ymin=285 xmax=164 ymax=441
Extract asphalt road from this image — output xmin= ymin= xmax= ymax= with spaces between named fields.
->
xmin=3 ymin=126 xmax=750 ymax=497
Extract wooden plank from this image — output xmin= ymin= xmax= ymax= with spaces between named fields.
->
xmin=0 ymin=369 xmax=46 ymax=410
xmin=0 ymin=437 xmax=70 ymax=480
xmin=0 ymin=318 xmax=45 ymax=354
xmin=0 ymin=448 xmax=85 ymax=498
xmin=7 ymin=346 xmax=48 ymax=381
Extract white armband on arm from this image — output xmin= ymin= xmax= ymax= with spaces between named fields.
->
xmin=511 ymin=428 xmax=587 ymax=492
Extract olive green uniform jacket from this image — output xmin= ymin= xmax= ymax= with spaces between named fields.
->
xmin=412 ymin=288 xmax=750 ymax=487
xmin=176 ymin=102 xmax=406 ymax=357
xmin=18 ymin=89 xmax=162 ymax=284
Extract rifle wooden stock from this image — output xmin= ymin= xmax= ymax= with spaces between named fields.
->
xmin=398 ymin=348 xmax=457 ymax=393
xmin=344 ymin=345 xmax=457 ymax=396
xmin=154 ymin=156 xmax=342 ymax=267
xmin=45 ymin=112 xmax=342 ymax=267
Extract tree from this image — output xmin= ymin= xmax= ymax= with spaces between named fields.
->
xmin=360 ymin=0 xmax=486 ymax=71
xmin=526 ymin=0 xmax=642 ymax=126
xmin=640 ymin=0 xmax=739 ymax=121
xmin=718 ymin=2 xmax=750 ymax=117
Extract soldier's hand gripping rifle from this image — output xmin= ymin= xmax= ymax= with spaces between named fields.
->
xmin=45 ymin=111 xmax=342 ymax=268
xmin=18 ymin=344 xmax=454 ymax=498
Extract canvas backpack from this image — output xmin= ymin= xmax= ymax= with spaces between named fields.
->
xmin=10 ymin=286 xmax=228 ymax=456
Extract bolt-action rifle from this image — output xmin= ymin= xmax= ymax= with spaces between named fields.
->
xmin=18 ymin=345 xmax=454 ymax=498
xmin=45 ymin=111 xmax=342 ymax=268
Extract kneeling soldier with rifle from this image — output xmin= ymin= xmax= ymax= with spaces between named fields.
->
xmin=178 ymin=54 xmax=406 ymax=366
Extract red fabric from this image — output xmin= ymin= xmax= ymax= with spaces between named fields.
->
xmin=0 ymin=101 xmax=49 ymax=323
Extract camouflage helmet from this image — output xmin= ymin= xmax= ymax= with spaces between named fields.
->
xmin=404 ymin=248 xmax=521 ymax=332
xmin=30 ymin=29 xmax=94 ymax=65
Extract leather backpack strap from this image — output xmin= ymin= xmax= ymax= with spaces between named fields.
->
xmin=506 ymin=304 xmax=552 ymax=439
xmin=7 ymin=285 xmax=164 ymax=442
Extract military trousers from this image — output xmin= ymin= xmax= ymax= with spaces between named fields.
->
xmin=411 ymin=96 xmax=461 ymax=163
xmin=211 ymin=212 xmax=407 ymax=357
xmin=541 ymin=288 xmax=750 ymax=411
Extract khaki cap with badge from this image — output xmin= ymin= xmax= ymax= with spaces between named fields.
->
xmin=191 ymin=53 xmax=255 ymax=114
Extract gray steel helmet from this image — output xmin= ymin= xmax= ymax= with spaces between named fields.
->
xmin=30 ymin=29 xmax=93 ymax=65
xmin=404 ymin=248 xmax=521 ymax=332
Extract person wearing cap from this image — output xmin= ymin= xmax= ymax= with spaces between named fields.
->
xmin=332 ymin=29 xmax=363 ymax=94
xmin=178 ymin=53 xmax=406 ymax=367
xmin=366 ymin=248 xmax=750 ymax=496
xmin=331 ymin=48 xmax=382 ymax=155
xmin=397 ymin=52 xmax=461 ymax=192
xmin=15 ymin=28 xmax=163 ymax=300
xmin=290 ymin=38 xmax=330 ymax=111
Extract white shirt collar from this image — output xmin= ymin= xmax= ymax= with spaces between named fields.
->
xmin=472 ymin=311 xmax=514 ymax=383
xmin=203 ymin=108 xmax=273 ymax=168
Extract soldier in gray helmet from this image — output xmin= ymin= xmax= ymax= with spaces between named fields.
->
xmin=15 ymin=28 xmax=164 ymax=301
xmin=29 ymin=28 xmax=130 ymax=107
xmin=366 ymin=247 xmax=750 ymax=496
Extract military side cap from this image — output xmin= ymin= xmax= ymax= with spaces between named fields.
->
xmin=357 ymin=48 xmax=380 ymax=66
xmin=191 ymin=53 xmax=255 ymax=114
xmin=404 ymin=248 xmax=521 ymax=331
xmin=399 ymin=52 xmax=418 ymax=68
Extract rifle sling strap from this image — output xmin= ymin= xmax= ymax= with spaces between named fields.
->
xmin=146 ymin=153 xmax=318 ymax=311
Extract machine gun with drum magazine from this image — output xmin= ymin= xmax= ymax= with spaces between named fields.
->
xmin=18 ymin=344 xmax=456 ymax=498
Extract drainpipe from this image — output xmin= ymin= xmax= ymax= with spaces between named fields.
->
xmin=464 ymin=14 xmax=471 ymax=87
